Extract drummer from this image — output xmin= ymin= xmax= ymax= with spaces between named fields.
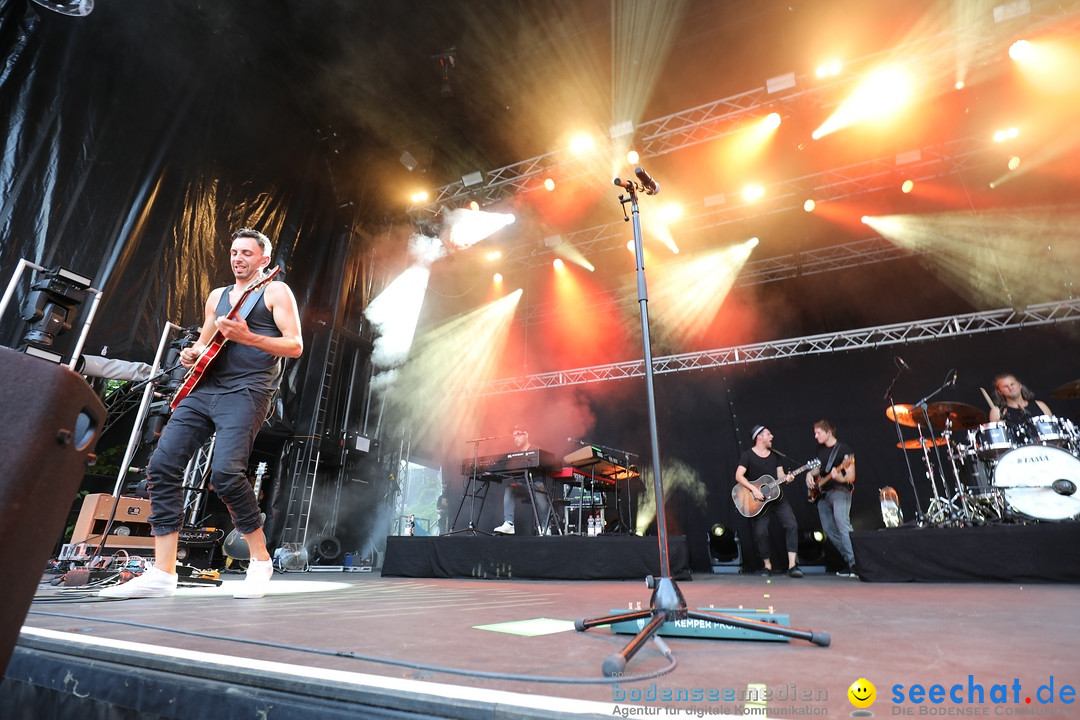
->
xmin=988 ymin=374 xmax=1052 ymax=425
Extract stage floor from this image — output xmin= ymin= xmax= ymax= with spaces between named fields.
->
xmin=8 ymin=567 xmax=1079 ymax=718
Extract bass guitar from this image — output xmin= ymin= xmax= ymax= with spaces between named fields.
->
xmin=732 ymin=459 xmax=821 ymax=518
xmin=222 ymin=461 xmax=268 ymax=561
xmin=170 ymin=265 xmax=280 ymax=410
xmin=808 ymin=454 xmax=854 ymax=503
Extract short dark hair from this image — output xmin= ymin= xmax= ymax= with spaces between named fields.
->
xmin=814 ymin=419 xmax=836 ymax=435
xmin=231 ymin=228 xmax=272 ymax=257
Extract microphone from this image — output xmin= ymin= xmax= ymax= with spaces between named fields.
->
xmin=895 ymin=356 xmax=911 ymax=372
xmin=634 ymin=167 xmax=660 ymax=195
xmin=1052 ymin=479 xmax=1077 ymax=496
xmin=613 ymin=177 xmax=633 ymax=190
xmin=947 ymin=369 xmax=958 ymax=387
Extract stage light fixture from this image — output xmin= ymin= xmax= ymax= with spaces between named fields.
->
xmin=461 ymin=171 xmax=483 ymax=187
xmin=763 ymin=112 xmax=782 ymax=130
xmin=765 ymin=71 xmax=796 ymax=94
xmin=803 ymin=199 xmax=816 ymax=212
xmin=432 ymin=47 xmax=457 ymax=98
xmin=901 ymin=180 xmax=914 ymax=193
xmin=19 ymin=266 xmax=93 ymax=364
xmin=569 ymin=134 xmax=596 ymax=155
xmin=609 ymin=120 xmax=634 ymax=139
xmin=399 ymin=150 xmax=418 ymax=172
xmin=1009 ymin=39 xmax=1033 ymax=62
xmin=992 ymin=127 xmax=1019 ymax=142
xmin=708 ymin=524 xmax=741 ymax=572
xmin=1008 ymin=156 xmax=1021 ymax=171
xmin=627 ymin=150 xmax=640 ymax=165
xmin=493 ymin=272 xmax=503 ymax=283
xmin=552 ymin=258 xmax=564 ymax=270
xmin=742 ymin=184 xmax=765 ymax=202
xmin=994 ymin=0 xmax=1030 ymax=23
xmin=410 ymin=190 xmax=429 ymax=204
xmin=543 ymin=177 xmax=556 ymax=192
xmin=815 ymin=60 xmax=842 ymax=78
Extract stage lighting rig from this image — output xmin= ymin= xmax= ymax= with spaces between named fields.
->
xmin=18 ymin=266 xmax=94 ymax=364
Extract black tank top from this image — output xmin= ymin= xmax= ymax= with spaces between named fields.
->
xmin=198 ymin=285 xmax=283 ymax=395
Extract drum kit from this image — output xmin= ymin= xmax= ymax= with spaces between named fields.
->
xmin=888 ymin=380 xmax=1080 ymax=525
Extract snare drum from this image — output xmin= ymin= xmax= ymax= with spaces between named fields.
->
xmin=970 ymin=421 xmax=1019 ymax=460
xmin=1027 ymin=415 xmax=1069 ymax=447
xmin=993 ymin=445 xmax=1080 ymax=521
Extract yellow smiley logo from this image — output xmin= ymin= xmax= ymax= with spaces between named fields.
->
xmin=848 ymin=678 xmax=876 ymax=709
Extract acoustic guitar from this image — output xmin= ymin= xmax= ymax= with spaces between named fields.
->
xmin=732 ymin=459 xmax=820 ymax=518
xmin=170 ymin=265 xmax=280 ymax=410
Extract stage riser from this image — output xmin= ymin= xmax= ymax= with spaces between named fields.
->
xmin=851 ymin=523 xmax=1080 ymax=582
xmin=382 ymin=535 xmax=690 ymax=580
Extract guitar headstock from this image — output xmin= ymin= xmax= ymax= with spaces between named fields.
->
xmin=255 ymin=461 xmax=268 ymax=479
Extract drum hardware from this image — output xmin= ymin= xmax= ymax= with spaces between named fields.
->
xmin=991 ymin=445 xmax=1080 ymax=522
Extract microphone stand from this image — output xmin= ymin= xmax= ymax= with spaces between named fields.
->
xmin=884 ymin=369 xmax=924 ymax=526
xmin=574 ymin=174 xmax=829 ymax=677
xmin=913 ymin=372 xmax=961 ymax=526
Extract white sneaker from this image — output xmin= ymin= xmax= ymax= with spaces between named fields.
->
xmin=493 ymin=522 xmax=515 ymax=535
xmin=98 ymin=565 xmax=177 ymax=598
xmin=233 ymin=559 xmax=274 ymax=599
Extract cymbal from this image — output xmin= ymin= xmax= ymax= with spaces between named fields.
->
xmin=924 ymin=402 xmax=986 ymax=431
xmin=1051 ymin=379 xmax=1080 ymax=400
xmin=886 ymin=404 xmax=927 ymax=428
xmin=896 ymin=437 xmax=948 ymax=450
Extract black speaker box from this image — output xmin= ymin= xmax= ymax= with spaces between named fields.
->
xmin=0 ymin=347 xmax=105 ymax=675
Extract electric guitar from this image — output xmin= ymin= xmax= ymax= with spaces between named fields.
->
xmin=170 ymin=266 xmax=280 ymax=410
xmin=808 ymin=454 xmax=855 ymax=503
xmin=222 ymin=462 xmax=268 ymax=561
xmin=732 ymin=459 xmax=821 ymax=518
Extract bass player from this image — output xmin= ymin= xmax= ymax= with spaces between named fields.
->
xmin=806 ymin=419 xmax=857 ymax=578
xmin=735 ymin=425 xmax=803 ymax=578
xmin=101 ymin=228 xmax=302 ymax=599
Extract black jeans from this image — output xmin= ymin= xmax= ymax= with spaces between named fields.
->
xmin=751 ymin=499 xmax=798 ymax=562
xmin=146 ymin=388 xmax=270 ymax=536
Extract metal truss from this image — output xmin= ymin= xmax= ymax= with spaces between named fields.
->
xmin=524 ymin=235 xmax=920 ymax=325
xmin=408 ymin=1 xmax=1077 ymax=220
xmin=467 ymin=298 xmax=1080 ymax=396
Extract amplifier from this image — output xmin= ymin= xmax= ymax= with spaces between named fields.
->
xmin=69 ymin=493 xmax=154 ymax=548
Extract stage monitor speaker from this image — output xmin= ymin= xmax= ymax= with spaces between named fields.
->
xmin=0 ymin=347 xmax=105 ymax=676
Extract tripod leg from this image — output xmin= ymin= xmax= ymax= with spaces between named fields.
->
xmin=602 ymin=612 xmax=668 ymax=677
xmin=685 ymin=611 xmax=831 ymax=646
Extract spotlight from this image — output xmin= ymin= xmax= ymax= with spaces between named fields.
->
xmin=992 ymin=127 xmax=1019 ymax=142
xmin=627 ymin=150 xmax=640 ymax=165
xmin=552 ymin=258 xmax=564 ymax=270
xmin=763 ymin=112 xmax=782 ymax=130
xmin=410 ymin=190 xmax=429 ymax=204
xmin=1007 ymin=156 xmax=1021 ymax=171
xmin=493 ymin=272 xmax=503 ymax=283
xmin=543 ymin=177 xmax=556 ymax=192
xmin=742 ymin=184 xmax=765 ymax=202
xmin=708 ymin=523 xmax=741 ymax=572
xmin=569 ymin=134 xmax=596 ymax=155
xmin=19 ymin=266 xmax=93 ymax=363
xmin=901 ymin=179 xmax=914 ymax=193
xmin=803 ymin=199 xmax=816 ymax=212
xmin=1009 ymin=39 xmax=1033 ymax=62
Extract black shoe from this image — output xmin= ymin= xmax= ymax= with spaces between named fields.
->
xmin=759 ymin=568 xmax=772 ymax=577
xmin=787 ymin=566 xmax=804 ymax=578
xmin=837 ymin=565 xmax=858 ymax=578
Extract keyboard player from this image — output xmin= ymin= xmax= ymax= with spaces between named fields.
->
xmin=494 ymin=425 xmax=551 ymax=535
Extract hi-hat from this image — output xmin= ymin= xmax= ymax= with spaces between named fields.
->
xmin=1051 ymin=379 xmax=1080 ymax=400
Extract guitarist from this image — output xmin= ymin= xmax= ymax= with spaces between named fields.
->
xmin=101 ymin=229 xmax=303 ymax=600
xmin=735 ymin=425 xmax=803 ymax=578
xmin=805 ymin=419 xmax=857 ymax=578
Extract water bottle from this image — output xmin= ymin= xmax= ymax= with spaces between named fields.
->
xmin=879 ymin=487 xmax=902 ymax=528
xmin=587 ymin=514 xmax=596 ymax=537
xmin=594 ymin=512 xmax=602 ymax=535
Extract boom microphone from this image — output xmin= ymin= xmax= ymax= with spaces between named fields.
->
xmin=613 ymin=177 xmax=634 ymax=190
xmin=895 ymin=356 xmax=911 ymax=372
xmin=634 ymin=167 xmax=660 ymax=195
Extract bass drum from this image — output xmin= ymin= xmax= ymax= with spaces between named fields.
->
xmin=993 ymin=445 xmax=1080 ymax=521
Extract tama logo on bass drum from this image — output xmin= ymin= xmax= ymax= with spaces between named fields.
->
xmin=1015 ymin=453 xmax=1051 ymax=464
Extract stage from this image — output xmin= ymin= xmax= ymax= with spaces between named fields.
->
xmin=5 ymin=521 xmax=1079 ymax=720
xmin=382 ymin=534 xmax=692 ymax=580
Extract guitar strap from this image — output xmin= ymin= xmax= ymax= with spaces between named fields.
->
xmin=824 ymin=445 xmax=840 ymax=476
xmin=234 ymin=284 xmax=269 ymax=321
